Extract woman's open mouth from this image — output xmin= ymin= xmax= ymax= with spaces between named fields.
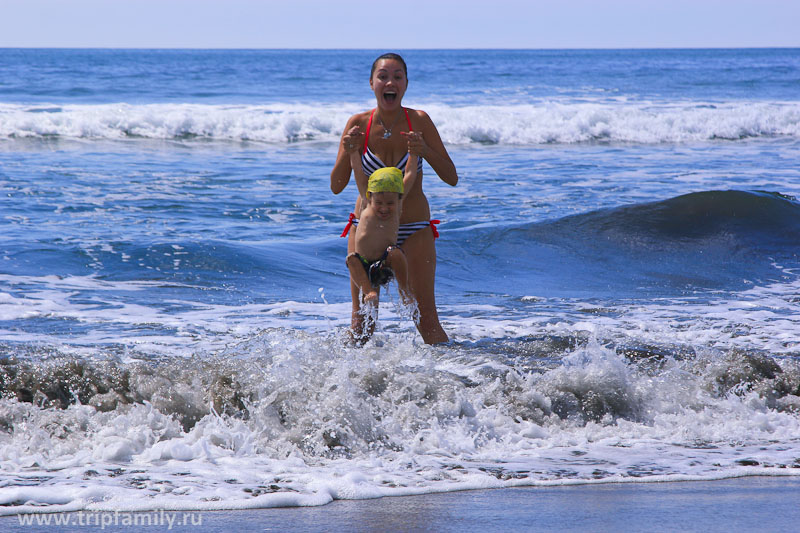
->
xmin=384 ymin=91 xmax=397 ymax=104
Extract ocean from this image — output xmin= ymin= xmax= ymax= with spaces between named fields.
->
xmin=1 ymin=48 xmax=799 ymax=514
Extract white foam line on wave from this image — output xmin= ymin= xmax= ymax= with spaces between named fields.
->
xmin=2 ymin=101 xmax=799 ymax=144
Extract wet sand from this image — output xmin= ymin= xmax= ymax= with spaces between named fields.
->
xmin=6 ymin=476 xmax=800 ymax=532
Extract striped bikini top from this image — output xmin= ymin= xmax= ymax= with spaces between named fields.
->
xmin=361 ymin=108 xmax=424 ymax=176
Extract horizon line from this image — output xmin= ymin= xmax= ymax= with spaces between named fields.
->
xmin=1 ymin=46 xmax=799 ymax=51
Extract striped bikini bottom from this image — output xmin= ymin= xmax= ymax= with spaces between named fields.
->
xmin=340 ymin=214 xmax=440 ymax=246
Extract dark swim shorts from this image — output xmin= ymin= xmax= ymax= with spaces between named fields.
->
xmin=351 ymin=246 xmax=398 ymax=287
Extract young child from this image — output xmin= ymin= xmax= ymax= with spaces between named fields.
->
xmin=342 ymin=126 xmax=418 ymax=308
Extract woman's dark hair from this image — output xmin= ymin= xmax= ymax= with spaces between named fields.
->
xmin=370 ymin=53 xmax=408 ymax=79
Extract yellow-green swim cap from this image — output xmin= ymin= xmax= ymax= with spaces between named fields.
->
xmin=367 ymin=167 xmax=403 ymax=198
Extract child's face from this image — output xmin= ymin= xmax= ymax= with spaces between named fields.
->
xmin=368 ymin=192 xmax=399 ymax=219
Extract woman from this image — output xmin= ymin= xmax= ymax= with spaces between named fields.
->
xmin=331 ymin=53 xmax=458 ymax=344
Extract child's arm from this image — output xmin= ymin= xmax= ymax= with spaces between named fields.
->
xmin=344 ymin=126 xmax=368 ymax=201
xmin=403 ymin=154 xmax=418 ymax=202
xmin=402 ymin=134 xmax=420 ymax=202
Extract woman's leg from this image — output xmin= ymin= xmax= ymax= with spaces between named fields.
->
xmin=401 ymin=227 xmax=448 ymax=344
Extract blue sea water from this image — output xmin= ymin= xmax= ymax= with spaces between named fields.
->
xmin=1 ymin=49 xmax=799 ymax=513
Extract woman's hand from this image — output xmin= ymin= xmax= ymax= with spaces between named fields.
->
xmin=402 ymin=131 xmax=427 ymax=158
xmin=342 ymin=126 xmax=363 ymax=153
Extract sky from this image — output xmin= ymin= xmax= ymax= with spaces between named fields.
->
xmin=0 ymin=0 xmax=798 ymax=49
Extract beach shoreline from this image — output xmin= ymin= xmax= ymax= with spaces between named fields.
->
xmin=6 ymin=476 xmax=799 ymax=532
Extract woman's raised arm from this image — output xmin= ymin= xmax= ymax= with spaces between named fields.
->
xmin=408 ymin=110 xmax=458 ymax=187
xmin=330 ymin=115 xmax=363 ymax=194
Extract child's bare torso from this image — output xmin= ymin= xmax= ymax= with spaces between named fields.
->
xmin=355 ymin=207 xmax=399 ymax=261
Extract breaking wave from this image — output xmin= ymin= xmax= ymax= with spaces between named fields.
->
xmin=1 ymin=101 xmax=799 ymax=144
xmin=1 ymin=330 xmax=799 ymax=514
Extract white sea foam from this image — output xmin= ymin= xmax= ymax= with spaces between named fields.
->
xmin=2 ymin=274 xmax=800 ymax=514
xmin=2 ymin=278 xmax=800 ymax=513
xmin=1 ymin=101 xmax=799 ymax=144
xmin=0 ymin=330 xmax=798 ymax=516
xmin=0 ymin=103 xmax=356 ymax=143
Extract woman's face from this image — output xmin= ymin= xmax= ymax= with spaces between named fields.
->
xmin=370 ymin=59 xmax=407 ymax=110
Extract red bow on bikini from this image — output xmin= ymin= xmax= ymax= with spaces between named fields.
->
xmin=340 ymin=212 xmax=356 ymax=237
xmin=429 ymin=219 xmax=440 ymax=239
